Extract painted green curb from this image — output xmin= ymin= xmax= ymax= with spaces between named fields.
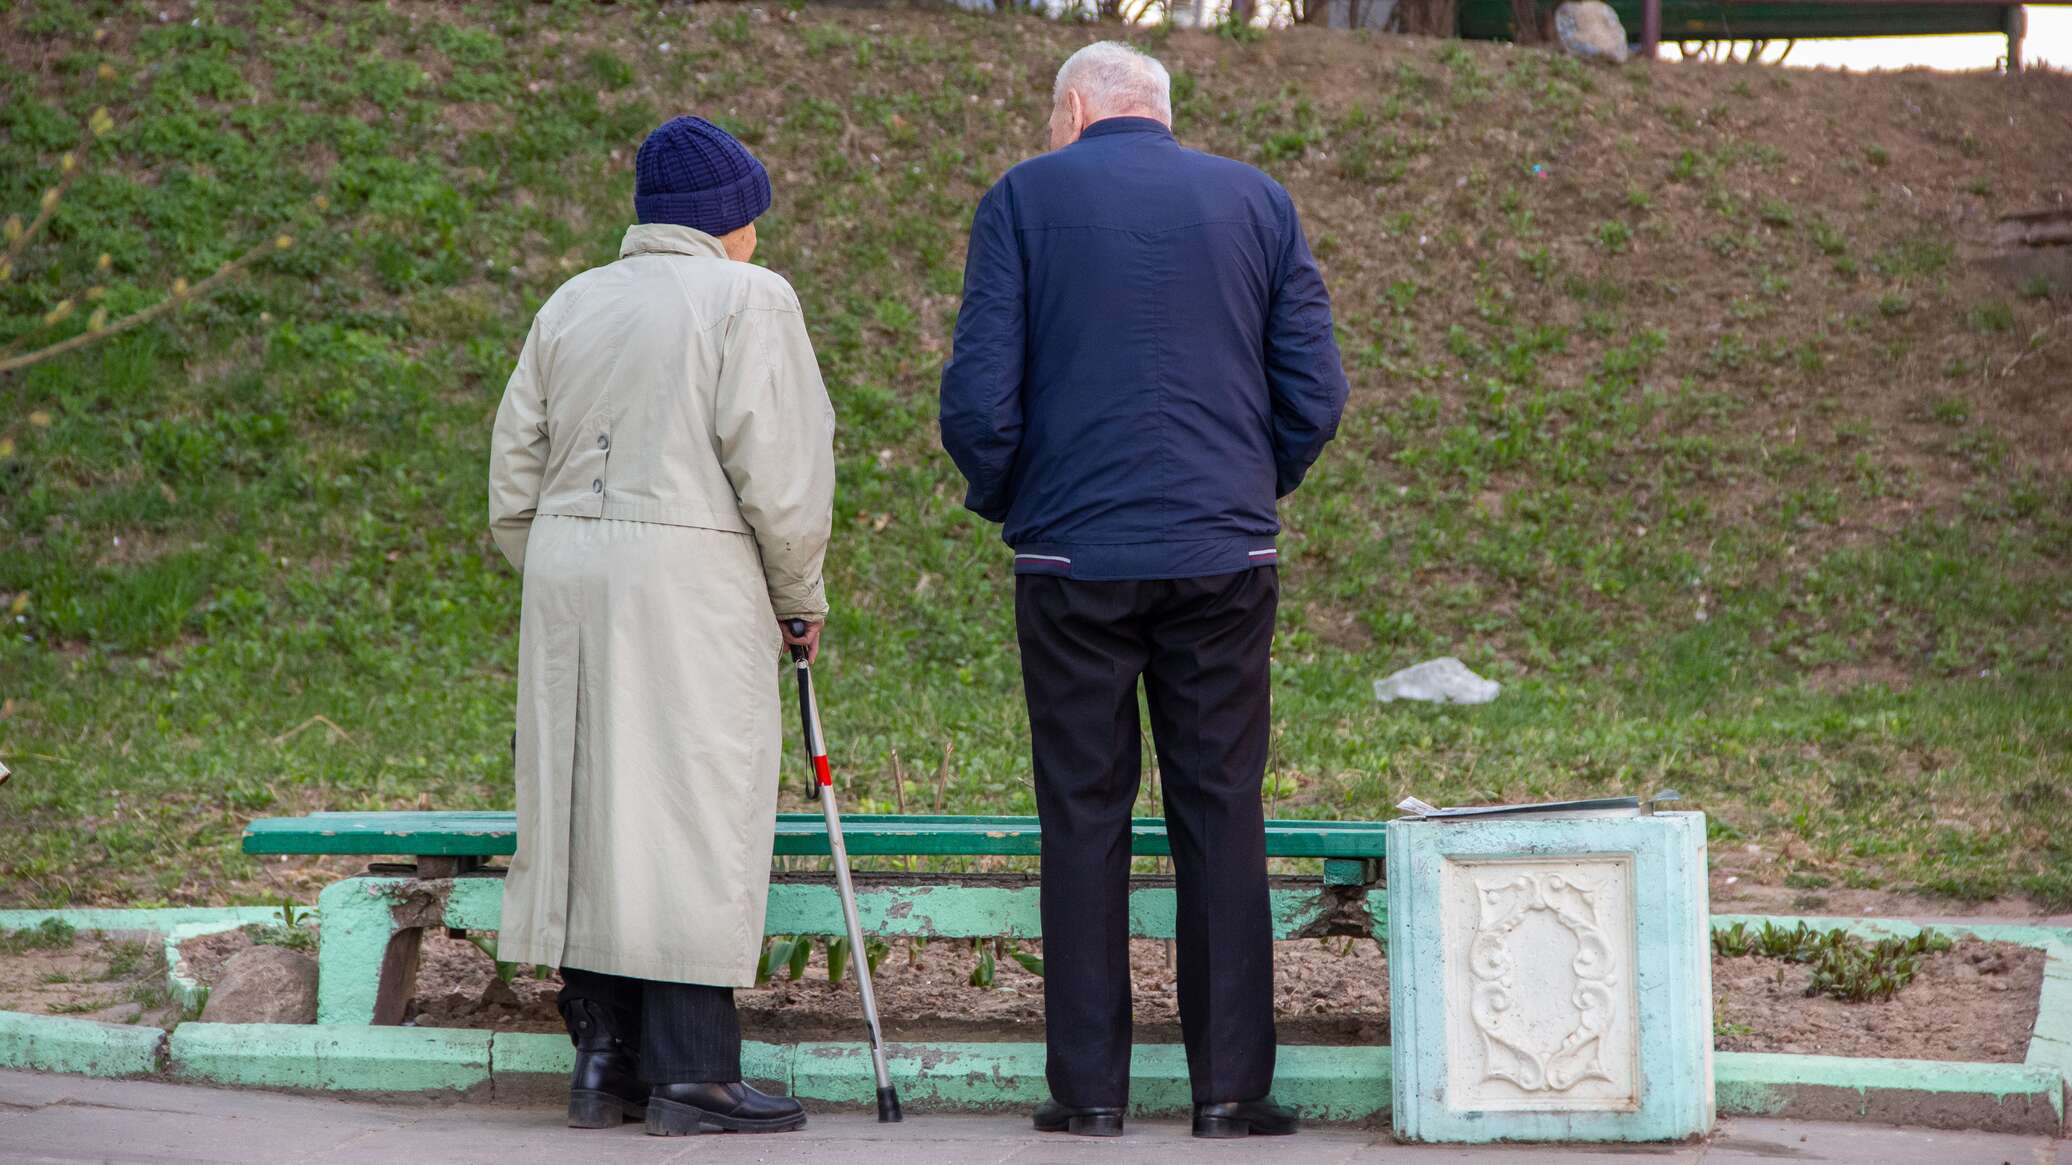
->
xmin=794 ymin=1041 xmax=1048 ymax=1111
xmin=486 ymin=1030 xmax=571 ymax=1078
xmin=788 ymin=1041 xmax=1390 ymax=1120
xmin=168 ymin=1023 xmax=491 ymax=1095
xmin=0 ymin=907 xmax=292 ymax=933
xmin=11 ymin=1014 xmax=2059 ymax=1135
xmin=0 ymin=1010 xmax=165 ymax=1078
xmin=2024 ymin=951 xmax=2072 ymax=1100
xmin=484 ymin=1031 xmax=579 ymax=1104
xmin=1261 ymin=1044 xmax=1393 ymax=1122
xmin=1715 ymin=1051 xmax=2063 ymax=1134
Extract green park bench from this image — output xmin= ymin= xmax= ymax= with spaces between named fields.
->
xmin=242 ymin=810 xmax=1390 ymax=1026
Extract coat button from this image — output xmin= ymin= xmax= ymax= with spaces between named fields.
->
xmin=591 ymin=478 xmax=603 ymax=494
xmin=597 ymin=434 xmax=609 ymax=450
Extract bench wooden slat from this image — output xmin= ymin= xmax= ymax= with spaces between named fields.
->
xmin=242 ymin=810 xmax=1387 ymax=860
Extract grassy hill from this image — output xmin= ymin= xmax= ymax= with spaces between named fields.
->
xmin=1 ymin=1 xmax=2066 ymax=911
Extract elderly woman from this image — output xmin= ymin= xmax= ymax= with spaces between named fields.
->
xmin=487 ymin=116 xmax=833 ymax=1138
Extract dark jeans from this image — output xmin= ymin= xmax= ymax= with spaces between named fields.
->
xmin=558 ymin=966 xmax=742 ymax=1084
xmin=1015 ymin=568 xmax=1279 ymax=1108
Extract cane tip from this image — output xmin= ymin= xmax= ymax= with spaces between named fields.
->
xmin=877 ymin=1086 xmax=904 ymax=1123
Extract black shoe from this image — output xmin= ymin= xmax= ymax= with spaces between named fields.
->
xmin=1193 ymin=1097 xmax=1298 ymax=1139
xmin=1033 ymin=1098 xmax=1124 ymax=1137
xmin=646 ymin=1082 xmax=808 ymax=1136
xmin=561 ymin=1000 xmax=645 ymax=1128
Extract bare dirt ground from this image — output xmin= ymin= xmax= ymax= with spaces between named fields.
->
xmin=397 ymin=931 xmax=2041 ymax=1063
xmin=1707 ymin=859 xmax=2072 ymax=922
xmin=1711 ymin=941 xmax=2042 ymax=1061
xmin=0 ymin=931 xmax=177 ymax=1028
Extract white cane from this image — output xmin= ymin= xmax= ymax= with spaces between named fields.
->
xmin=786 ymin=620 xmax=903 ymax=1123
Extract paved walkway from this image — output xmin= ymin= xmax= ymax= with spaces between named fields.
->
xmin=0 ymin=1071 xmax=2063 ymax=1165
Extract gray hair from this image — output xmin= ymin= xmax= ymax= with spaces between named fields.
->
xmin=1053 ymin=41 xmax=1172 ymax=124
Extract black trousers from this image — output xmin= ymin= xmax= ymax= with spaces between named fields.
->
xmin=1015 ymin=568 xmax=1279 ymax=1108
xmin=557 ymin=966 xmax=742 ymax=1084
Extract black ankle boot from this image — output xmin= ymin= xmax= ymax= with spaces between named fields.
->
xmin=561 ymin=999 xmax=646 ymax=1128
xmin=645 ymin=1082 xmax=807 ymax=1136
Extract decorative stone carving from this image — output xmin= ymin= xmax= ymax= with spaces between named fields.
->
xmin=1442 ymin=858 xmax=1637 ymax=1111
xmin=1388 ymin=814 xmax=1714 ymax=1143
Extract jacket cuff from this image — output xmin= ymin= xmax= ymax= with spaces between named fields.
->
xmin=963 ymin=482 xmax=1011 ymax=524
xmin=770 ymin=581 xmax=829 ymax=623
xmin=490 ymin=523 xmax=530 ymax=573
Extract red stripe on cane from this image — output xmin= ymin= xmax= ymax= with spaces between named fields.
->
xmin=815 ymin=755 xmax=832 ymax=786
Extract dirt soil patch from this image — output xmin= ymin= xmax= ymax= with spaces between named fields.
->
xmin=404 ymin=934 xmax=1387 ymax=1045
xmin=0 ymin=928 xmax=177 ymax=1028
xmin=405 ymin=932 xmax=2044 ymax=1062
xmin=1712 ymin=941 xmax=2042 ymax=1061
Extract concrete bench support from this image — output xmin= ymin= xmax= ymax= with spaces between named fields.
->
xmin=1386 ymin=811 xmax=1714 ymax=1142
xmin=314 ymin=872 xmax=1384 ymax=1026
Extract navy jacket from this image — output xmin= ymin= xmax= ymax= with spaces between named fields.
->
xmin=939 ymin=117 xmax=1348 ymax=581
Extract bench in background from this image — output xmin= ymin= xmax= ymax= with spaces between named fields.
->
xmin=243 ymin=811 xmax=1390 ymax=1025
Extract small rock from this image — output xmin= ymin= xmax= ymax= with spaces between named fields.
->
xmin=479 ymin=977 xmax=521 ymax=1009
xmin=1554 ymin=1 xmax=1630 ymax=63
xmin=200 ymin=945 xmax=318 ymax=1024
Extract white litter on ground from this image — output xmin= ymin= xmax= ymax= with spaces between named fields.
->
xmin=1372 ymin=657 xmax=1501 ymax=705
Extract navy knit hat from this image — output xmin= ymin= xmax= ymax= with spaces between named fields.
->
xmin=634 ymin=116 xmax=772 ymax=237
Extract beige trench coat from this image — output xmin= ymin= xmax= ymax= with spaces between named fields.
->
xmin=487 ymin=223 xmax=835 ymax=986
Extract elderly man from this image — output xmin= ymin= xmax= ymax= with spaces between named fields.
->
xmin=489 ymin=116 xmax=834 ymax=1138
xmin=939 ymin=42 xmax=1348 ymax=1140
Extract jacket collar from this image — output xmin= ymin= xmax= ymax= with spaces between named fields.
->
xmin=1078 ymin=116 xmax=1174 ymax=142
xmin=619 ymin=223 xmax=729 ymax=260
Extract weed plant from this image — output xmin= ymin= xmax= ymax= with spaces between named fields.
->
xmin=1712 ymin=921 xmax=1956 ymax=1002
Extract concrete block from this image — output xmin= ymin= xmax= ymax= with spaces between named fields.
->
xmin=313 ymin=879 xmax=406 ymax=1026
xmin=1387 ymin=812 xmax=1714 ymax=1142
xmin=1716 ymin=1051 xmax=2064 ymax=1135
xmin=438 ymin=877 xmax=505 ymax=931
xmin=168 ymin=1023 xmax=491 ymax=1096
xmin=0 ymin=1010 xmax=165 ymax=1078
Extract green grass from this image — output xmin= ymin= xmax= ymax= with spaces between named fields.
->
xmin=1 ymin=3 xmax=2067 ymax=910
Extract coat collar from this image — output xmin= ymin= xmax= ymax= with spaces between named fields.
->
xmin=619 ymin=223 xmax=729 ymax=260
xmin=1078 ymin=116 xmax=1174 ymax=142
